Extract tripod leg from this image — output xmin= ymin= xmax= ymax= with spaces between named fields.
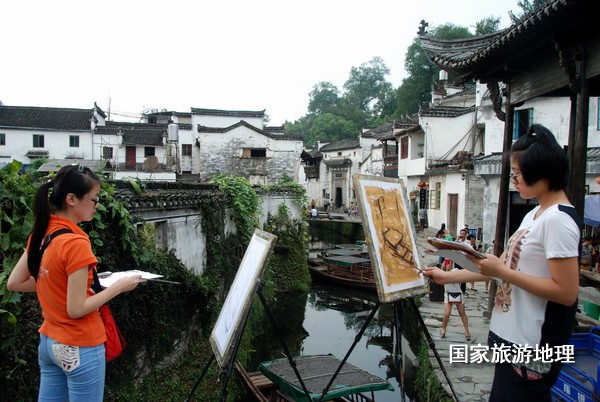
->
xmin=184 ymin=354 xmax=215 ymax=402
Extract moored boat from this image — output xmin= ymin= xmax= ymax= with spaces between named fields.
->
xmin=307 ymin=254 xmax=375 ymax=290
xmin=236 ymin=354 xmax=393 ymax=401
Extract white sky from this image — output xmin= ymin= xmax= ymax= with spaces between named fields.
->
xmin=0 ymin=0 xmax=522 ymax=126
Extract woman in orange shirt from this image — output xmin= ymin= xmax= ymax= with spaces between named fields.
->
xmin=8 ymin=164 xmax=144 ymax=402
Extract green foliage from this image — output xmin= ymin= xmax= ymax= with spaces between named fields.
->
xmin=83 ymin=181 xmax=145 ymax=268
xmin=394 ymin=23 xmax=474 ymax=117
xmin=308 ymin=81 xmax=341 ymax=115
xmin=0 ymin=161 xmax=36 ymax=332
xmin=343 ymin=56 xmax=392 ymax=119
xmin=0 ymin=163 xmax=314 ymax=401
xmin=308 ymin=113 xmax=358 ymax=146
xmin=269 ymin=175 xmax=308 ymax=213
xmin=414 ymin=337 xmax=453 ymax=401
xmin=517 ymin=0 xmax=547 ymax=16
xmin=262 ymin=209 xmax=310 ymax=293
xmin=474 ymin=16 xmax=501 ymax=35
xmin=211 ymin=174 xmax=261 ymax=243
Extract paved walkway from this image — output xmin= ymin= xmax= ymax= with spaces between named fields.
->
xmin=415 ymin=228 xmax=495 ymax=402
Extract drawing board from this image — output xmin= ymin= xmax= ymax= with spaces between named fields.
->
xmin=209 ymin=229 xmax=277 ymax=368
xmin=353 ymin=174 xmax=428 ymax=302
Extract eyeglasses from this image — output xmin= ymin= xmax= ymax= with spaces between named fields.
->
xmin=90 ymin=197 xmax=100 ymax=206
xmin=509 ymin=172 xmax=522 ymax=184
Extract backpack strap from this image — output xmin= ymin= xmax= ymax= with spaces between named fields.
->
xmin=39 ymin=227 xmax=105 ymax=293
xmin=40 ymin=228 xmax=74 ymax=254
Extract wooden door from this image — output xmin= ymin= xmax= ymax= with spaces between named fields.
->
xmin=125 ymin=146 xmax=136 ymax=169
xmin=448 ymin=194 xmax=458 ymax=238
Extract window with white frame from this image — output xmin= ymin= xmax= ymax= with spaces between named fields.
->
xmin=0 ymin=133 xmax=5 ymax=146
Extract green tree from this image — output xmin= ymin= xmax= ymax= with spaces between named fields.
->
xmin=309 ymin=113 xmax=357 ymax=145
xmin=308 ymin=81 xmax=341 ymax=115
xmin=474 ymin=16 xmax=501 ymax=35
xmin=394 ymin=23 xmax=473 ymax=117
xmin=343 ymin=56 xmax=392 ymax=124
xmin=517 ymin=0 xmax=547 ymax=15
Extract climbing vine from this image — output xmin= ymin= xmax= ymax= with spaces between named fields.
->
xmin=0 ymin=164 xmax=310 ymax=401
xmin=211 ymin=174 xmax=261 ymax=243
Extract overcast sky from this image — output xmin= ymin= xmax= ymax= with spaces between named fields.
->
xmin=0 ymin=0 xmax=522 ymax=126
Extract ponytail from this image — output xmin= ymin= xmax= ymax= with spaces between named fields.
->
xmin=27 ymin=181 xmax=54 ymax=279
xmin=27 ymin=164 xmax=101 ymax=278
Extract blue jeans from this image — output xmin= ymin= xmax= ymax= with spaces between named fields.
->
xmin=38 ymin=334 xmax=105 ymax=402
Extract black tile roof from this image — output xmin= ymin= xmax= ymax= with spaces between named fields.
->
xmin=473 ymin=147 xmax=600 ymax=165
xmin=418 ymin=0 xmax=596 ymax=83
xmin=110 ymin=181 xmax=227 ymax=212
xmin=96 ymin=121 xmax=167 ymax=146
xmin=191 ymin=108 xmax=265 ymax=118
xmin=301 ymin=148 xmax=322 ymax=159
xmin=395 ymin=124 xmax=424 ymax=136
xmin=319 ymin=139 xmax=360 ymax=152
xmin=144 ymin=110 xmax=192 ymax=118
xmin=197 ymin=120 xmax=303 ymax=141
xmin=323 ymin=158 xmax=352 ymax=168
xmin=0 ymin=105 xmax=102 ymax=130
xmin=419 ymin=105 xmax=475 ymax=118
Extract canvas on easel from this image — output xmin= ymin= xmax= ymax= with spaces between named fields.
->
xmin=353 ymin=174 xmax=428 ymax=303
xmin=209 ymin=229 xmax=277 ymax=368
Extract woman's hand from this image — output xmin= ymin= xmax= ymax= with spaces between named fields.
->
xmin=113 ymin=274 xmax=146 ymax=293
xmin=470 ymin=253 xmax=507 ymax=279
xmin=422 ymin=266 xmax=450 ymax=285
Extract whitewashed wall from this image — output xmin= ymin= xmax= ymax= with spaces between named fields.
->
xmin=2 ymin=128 xmax=93 ymax=164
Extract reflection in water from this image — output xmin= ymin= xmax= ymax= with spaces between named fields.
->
xmin=248 ymin=283 xmax=415 ymax=402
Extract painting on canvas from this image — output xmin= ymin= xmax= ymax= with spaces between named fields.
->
xmin=353 ymin=174 xmax=427 ymax=302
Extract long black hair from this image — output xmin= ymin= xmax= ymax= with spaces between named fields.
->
xmin=27 ymin=164 xmax=101 ymax=279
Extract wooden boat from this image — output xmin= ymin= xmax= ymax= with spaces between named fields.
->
xmin=308 ymin=255 xmax=376 ymax=290
xmin=236 ymin=354 xmax=393 ymax=401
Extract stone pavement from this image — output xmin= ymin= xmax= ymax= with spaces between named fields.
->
xmin=415 ymin=228 xmax=495 ymax=402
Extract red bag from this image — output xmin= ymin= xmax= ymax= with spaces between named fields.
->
xmin=99 ymin=304 xmax=126 ymax=361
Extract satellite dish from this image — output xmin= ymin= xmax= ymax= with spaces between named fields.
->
xmin=142 ymin=155 xmax=159 ymax=171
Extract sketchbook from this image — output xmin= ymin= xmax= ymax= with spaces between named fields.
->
xmin=97 ymin=270 xmax=163 ymax=288
xmin=426 ymin=237 xmax=486 ymax=273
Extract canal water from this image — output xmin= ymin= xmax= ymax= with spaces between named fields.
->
xmin=247 ymin=222 xmax=417 ymax=401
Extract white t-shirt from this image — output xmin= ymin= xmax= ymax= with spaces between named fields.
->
xmin=489 ymin=204 xmax=580 ymax=350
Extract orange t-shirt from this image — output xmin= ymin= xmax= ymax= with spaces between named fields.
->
xmin=32 ymin=215 xmax=105 ymax=346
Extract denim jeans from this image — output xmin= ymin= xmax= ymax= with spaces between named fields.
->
xmin=38 ymin=334 xmax=105 ymax=402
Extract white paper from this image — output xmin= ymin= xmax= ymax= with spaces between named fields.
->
xmin=433 ymin=250 xmax=480 ymax=273
xmin=98 ymin=270 xmax=163 ymax=288
xmin=434 ymin=250 xmax=502 ymax=282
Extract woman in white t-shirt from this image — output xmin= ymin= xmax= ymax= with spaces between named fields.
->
xmin=424 ymin=124 xmax=580 ymax=401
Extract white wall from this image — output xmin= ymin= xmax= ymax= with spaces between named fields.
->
xmin=2 ymin=128 xmax=93 ymax=164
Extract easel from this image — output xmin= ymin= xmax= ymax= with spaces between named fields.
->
xmin=184 ymin=281 xmax=385 ymax=402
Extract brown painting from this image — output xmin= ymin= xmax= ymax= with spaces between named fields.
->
xmin=353 ymin=175 xmax=428 ymax=302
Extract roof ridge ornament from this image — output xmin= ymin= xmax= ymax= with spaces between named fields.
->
xmin=417 ymin=20 xmax=429 ymax=36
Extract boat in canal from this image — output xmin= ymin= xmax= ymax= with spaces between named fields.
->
xmin=236 ymin=354 xmax=393 ymax=401
xmin=308 ymin=250 xmax=376 ymax=291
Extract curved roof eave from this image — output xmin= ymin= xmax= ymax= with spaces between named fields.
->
xmin=418 ymin=0 xmax=594 ymax=83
